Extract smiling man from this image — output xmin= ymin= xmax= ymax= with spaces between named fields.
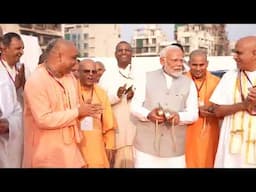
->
xmin=185 ymin=49 xmax=221 ymax=168
xmin=99 ymin=41 xmax=136 ymax=168
xmin=78 ymin=59 xmax=115 ymax=168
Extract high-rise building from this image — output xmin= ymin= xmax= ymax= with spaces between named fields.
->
xmin=131 ymin=24 xmax=174 ymax=57
xmin=175 ymin=24 xmax=230 ymax=56
xmin=64 ymin=24 xmax=121 ymax=57
xmin=0 ymin=24 xmax=63 ymax=51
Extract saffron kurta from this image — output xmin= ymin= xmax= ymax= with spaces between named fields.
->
xmin=23 ymin=65 xmax=85 ymax=168
xmin=78 ymin=83 xmax=115 ymax=168
xmin=185 ymin=71 xmax=220 ymax=168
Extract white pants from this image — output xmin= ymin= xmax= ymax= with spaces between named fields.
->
xmin=134 ymin=148 xmax=185 ymax=168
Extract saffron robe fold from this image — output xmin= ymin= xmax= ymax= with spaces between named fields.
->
xmin=186 ymin=71 xmax=220 ymax=168
xmin=78 ymin=82 xmax=115 ymax=168
xmin=23 ymin=65 xmax=85 ymax=168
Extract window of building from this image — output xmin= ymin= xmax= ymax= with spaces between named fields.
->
xmin=184 ymin=46 xmax=190 ymax=54
xmin=136 ymin=39 xmax=143 ymax=48
xmin=150 ymin=47 xmax=156 ymax=53
xmin=65 ymin=34 xmax=70 ymax=40
xmin=185 ymin=37 xmax=190 ymax=44
xmin=84 ymin=33 xmax=88 ymax=40
xmin=72 ymin=34 xmax=76 ymax=41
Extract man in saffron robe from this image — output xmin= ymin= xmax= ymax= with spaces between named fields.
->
xmin=78 ymin=59 xmax=115 ymax=168
xmin=185 ymin=49 xmax=221 ymax=168
xmin=23 ymin=39 xmax=103 ymax=168
xmin=210 ymin=36 xmax=256 ymax=168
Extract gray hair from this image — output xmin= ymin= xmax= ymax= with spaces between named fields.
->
xmin=189 ymin=49 xmax=207 ymax=61
xmin=159 ymin=45 xmax=182 ymax=58
xmin=95 ymin=61 xmax=105 ymax=69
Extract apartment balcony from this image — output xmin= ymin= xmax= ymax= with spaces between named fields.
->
xmin=34 ymin=24 xmax=46 ymax=30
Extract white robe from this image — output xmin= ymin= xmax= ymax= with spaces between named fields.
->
xmin=210 ymin=70 xmax=256 ymax=168
xmin=99 ymin=63 xmax=136 ymax=148
xmin=0 ymin=64 xmax=23 ymax=168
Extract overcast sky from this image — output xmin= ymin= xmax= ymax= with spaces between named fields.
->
xmin=120 ymin=24 xmax=256 ymax=42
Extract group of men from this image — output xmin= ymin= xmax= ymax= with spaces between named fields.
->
xmin=1 ymin=29 xmax=256 ymax=168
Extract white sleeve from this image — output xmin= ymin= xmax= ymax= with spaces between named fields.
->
xmin=178 ymin=81 xmax=199 ymax=124
xmin=130 ymin=71 xmax=150 ymax=121
xmin=99 ymin=70 xmax=121 ymax=105
xmin=210 ymin=71 xmax=236 ymax=105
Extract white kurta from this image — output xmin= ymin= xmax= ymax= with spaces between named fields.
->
xmin=210 ymin=69 xmax=256 ymax=168
xmin=99 ymin=63 xmax=136 ymax=149
xmin=130 ymin=70 xmax=198 ymax=168
xmin=0 ymin=63 xmax=23 ymax=168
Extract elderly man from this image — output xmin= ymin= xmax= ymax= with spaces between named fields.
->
xmin=78 ymin=59 xmax=115 ymax=168
xmin=94 ymin=61 xmax=105 ymax=83
xmin=131 ymin=45 xmax=198 ymax=168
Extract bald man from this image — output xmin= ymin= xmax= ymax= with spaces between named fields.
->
xmin=185 ymin=49 xmax=220 ymax=168
xmin=78 ymin=59 xmax=115 ymax=168
xmin=210 ymin=36 xmax=256 ymax=168
xmin=23 ymin=39 xmax=103 ymax=168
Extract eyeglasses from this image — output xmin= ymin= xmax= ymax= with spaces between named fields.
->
xmin=81 ymin=69 xmax=97 ymax=74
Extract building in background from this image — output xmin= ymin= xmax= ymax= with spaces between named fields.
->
xmin=63 ymin=24 xmax=121 ymax=57
xmin=175 ymin=24 xmax=230 ymax=56
xmin=0 ymin=24 xmax=63 ymax=51
xmin=131 ymin=24 xmax=175 ymax=57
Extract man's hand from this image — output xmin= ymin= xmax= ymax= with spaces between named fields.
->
xmin=165 ymin=112 xmax=180 ymax=126
xmin=199 ymin=105 xmax=216 ymax=118
xmin=126 ymin=86 xmax=134 ymax=101
xmin=79 ymin=102 xmax=103 ymax=119
xmin=117 ymin=84 xmax=127 ymax=98
xmin=147 ymin=108 xmax=165 ymax=124
xmin=0 ymin=118 xmax=9 ymax=134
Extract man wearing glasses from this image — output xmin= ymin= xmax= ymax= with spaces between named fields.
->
xmin=78 ymin=59 xmax=115 ymax=168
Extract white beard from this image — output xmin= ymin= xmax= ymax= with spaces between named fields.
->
xmin=170 ymin=71 xmax=183 ymax=78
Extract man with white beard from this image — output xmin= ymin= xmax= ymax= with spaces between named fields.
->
xmin=130 ymin=45 xmax=198 ymax=168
